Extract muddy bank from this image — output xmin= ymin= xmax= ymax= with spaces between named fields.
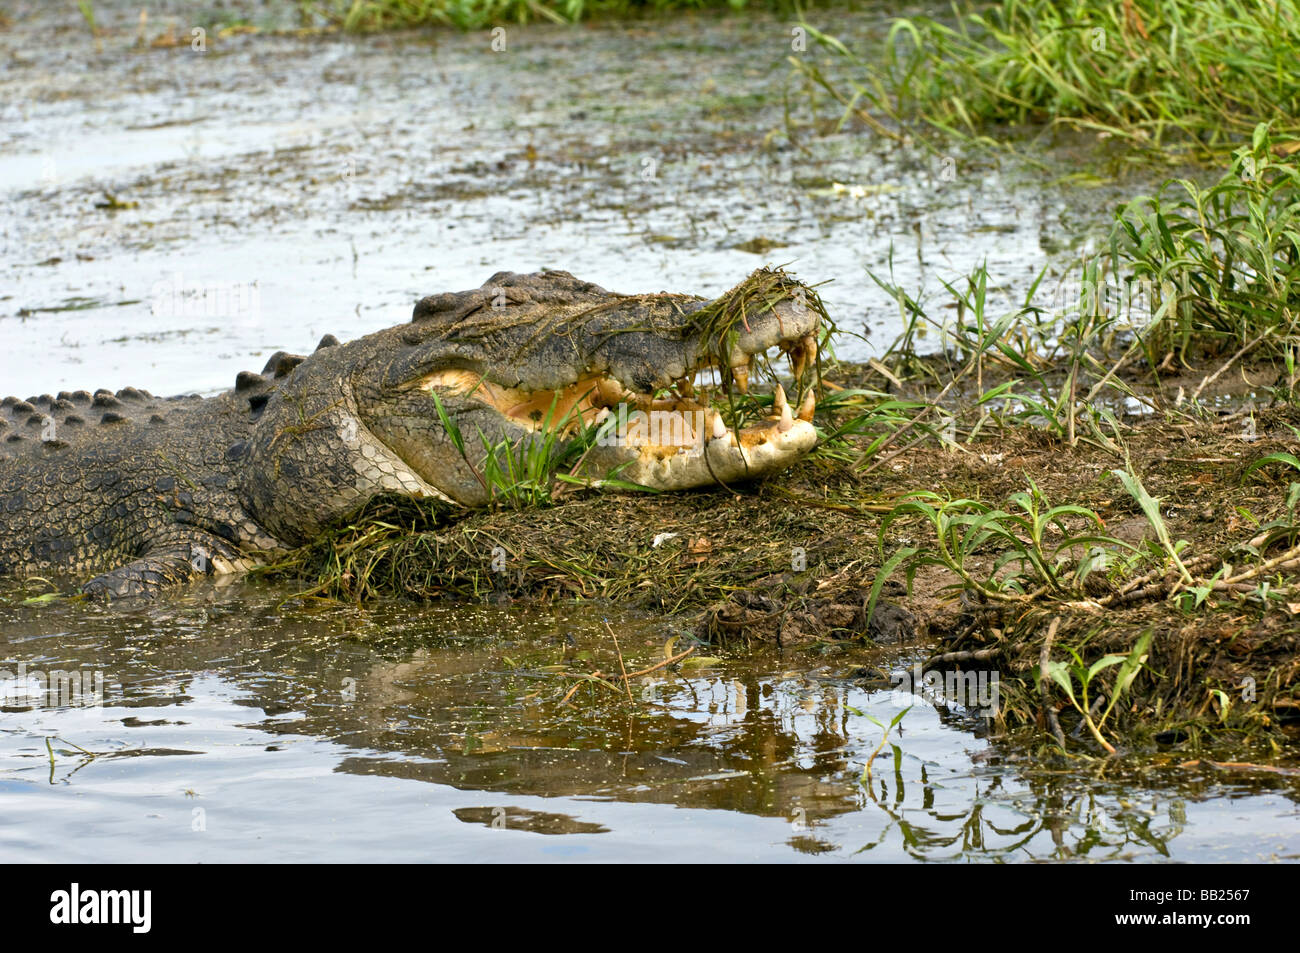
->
xmin=245 ymin=358 xmax=1300 ymax=753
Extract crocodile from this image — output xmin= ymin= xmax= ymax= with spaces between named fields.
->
xmin=0 ymin=269 xmax=823 ymax=599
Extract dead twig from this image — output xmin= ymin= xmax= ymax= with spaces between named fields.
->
xmin=1039 ymin=618 xmax=1068 ymax=749
xmin=1180 ymin=759 xmax=1300 ymax=777
xmin=605 ymin=620 xmax=635 ymax=703
xmin=924 ymin=646 xmax=1002 ymax=666
xmin=620 ymin=647 xmax=697 ymax=680
xmin=1190 ymin=328 xmax=1272 ymax=402
xmin=557 ymin=646 xmax=698 ymax=706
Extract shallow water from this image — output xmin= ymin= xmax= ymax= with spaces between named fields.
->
xmin=1 ymin=581 xmax=1296 ymax=862
xmin=2 ymin=0 xmax=1129 ymax=400
xmin=2 ymin=2 xmax=1297 ymax=862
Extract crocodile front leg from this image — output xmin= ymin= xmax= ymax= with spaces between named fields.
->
xmin=80 ymin=531 xmax=250 ymax=600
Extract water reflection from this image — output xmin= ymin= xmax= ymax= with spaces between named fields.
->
xmin=0 ymin=580 xmax=1295 ymax=861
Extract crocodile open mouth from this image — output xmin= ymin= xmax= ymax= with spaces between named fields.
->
xmin=402 ymin=267 xmax=828 ymax=496
xmin=420 ymin=329 xmax=820 ymax=457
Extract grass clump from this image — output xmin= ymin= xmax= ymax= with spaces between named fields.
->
xmin=428 ymin=388 xmax=628 ymax=510
xmin=797 ymin=0 xmax=1300 ymax=161
xmin=1112 ymin=124 xmax=1300 ymax=362
xmin=872 ymin=482 xmax=1129 ymax=607
xmin=871 ymin=127 xmax=1300 ymax=409
xmin=301 ymin=0 xmax=768 ymax=31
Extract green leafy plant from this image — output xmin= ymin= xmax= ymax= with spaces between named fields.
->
xmin=1241 ymin=482 xmax=1300 ymax=553
xmin=76 ymin=0 xmax=98 ymax=34
xmin=1242 ymin=452 xmax=1300 ymax=483
xmin=1110 ymin=462 xmax=1192 ymax=584
xmin=1038 ymin=630 xmax=1154 ymax=754
xmin=872 ymin=482 xmax=1131 ymax=614
xmin=1112 ymin=125 xmax=1300 ymax=362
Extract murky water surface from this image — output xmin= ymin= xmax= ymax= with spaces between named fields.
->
xmin=2 ymin=582 xmax=1296 ymax=862
xmin=3 ymin=0 xmax=1128 ymax=399
xmin=2 ymin=2 xmax=1297 ymax=861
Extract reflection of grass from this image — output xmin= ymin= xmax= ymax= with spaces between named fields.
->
xmin=301 ymin=0 xmax=776 ymax=31
xmin=853 ymin=704 xmax=909 ymax=788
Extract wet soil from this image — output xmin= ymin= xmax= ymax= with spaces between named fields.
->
xmin=244 ymin=354 xmax=1300 ymax=754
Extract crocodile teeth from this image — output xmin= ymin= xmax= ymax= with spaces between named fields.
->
xmin=797 ymin=389 xmax=816 ymax=422
xmin=711 ymin=413 xmax=728 ymax=440
xmin=778 ymin=401 xmax=794 ymax=433
xmin=792 ymin=334 xmax=818 ymax=380
xmin=730 ymin=362 xmax=749 ymax=394
xmin=595 ymin=378 xmax=626 ymax=407
xmin=772 ymin=383 xmax=788 ymax=414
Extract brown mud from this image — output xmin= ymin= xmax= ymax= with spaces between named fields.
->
xmin=255 ymin=356 xmax=1300 ymax=754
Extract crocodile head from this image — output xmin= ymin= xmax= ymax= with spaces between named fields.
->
xmin=242 ymin=269 xmax=824 ymax=543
